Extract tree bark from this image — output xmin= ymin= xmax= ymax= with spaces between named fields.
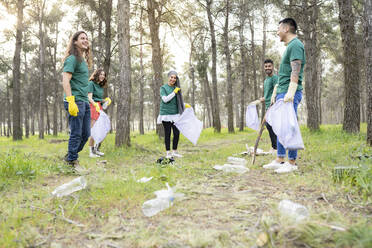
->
xmin=206 ymin=0 xmax=221 ymax=132
xmin=53 ymin=23 xmax=59 ymax=136
xmin=103 ymin=0 xmax=112 ymax=98
xmin=260 ymin=8 xmax=268 ymax=120
xmin=38 ymin=0 xmax=46 ymax=139
xmin=146 ymin=0 xmax=164 ymax=136
xmin=303 ymin=0 xmax=320 ymax=130
xmin=12 ymin=0 xmax=24 ymax=141
xmin=365 ymin=0 xmax=372 ymax=145
xmin=248 ymin=15 xmax=258 ymax=101
xmin=116 ymin=0 xmax=132 ymax=147
xmin=338 ymin=0 xmax=361 ymax=133
xmin=139 ymin=7 xmax=145 ymax=135
xmin=224 ymin=0 xmax=234 ymax=133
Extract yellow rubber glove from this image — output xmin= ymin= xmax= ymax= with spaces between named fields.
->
xmin=93 ymin=102 xmax=100 ymax=113
xmin=250 ymin=100 xmax=261 ymax=106
xmin=104 ymin=97 xmax=112 ymax=106
xmin=185 ymin=103 xmax=191 ymax=108
xmin=66 ymin=96 xmax=79 ymax=116
xmin=271 ymin=84 xmax=278 ymax=104
xmin=284 ymin=82 xmax=298 ymax=102
xmin=173 ymin=87 xmax=180 ymax=94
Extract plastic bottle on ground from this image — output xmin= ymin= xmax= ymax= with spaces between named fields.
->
xmin=142 ymin=196 xmax=174 ymax=217
xmin=52 ymin=177 xmax=87 ymax=197
xmin=278 ymin=199 xmax=309 ymax=222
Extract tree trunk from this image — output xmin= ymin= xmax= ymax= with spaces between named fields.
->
xmin=338 ymin=0 xmax=360 ymax=133
xmin=248 ymin=15 xmax=258 ymax=101
xmin=239 ymin=10 xmax=247 ymax=131
xmin=12 ymin=0 xmax=24 ymax=141
xmin=52 ymin=23 xmax=59 ymax=136
xmin=46 ymin=102 xmax=50 ymax=135
xmin=260 ymin=10 xmax=268 ymax=120
xmin=139 ymin=7 xmax=145 ymax=135
xmin=206 ymin=0 xmax=221 ymax=132
xmin=224 ymin=0 xmax=234 ymax=133
xmin=365 ymin=0 xmax=372 ymax=145
xmin=116 ymin=0 xmax=131 ymax=147
xmin=303 ymin=0 xmax=320 ymax=130
xmin=6 ymin=76 xmax=12 ymax=137
xmin=38 ymin=0 xmax=46 ymax=139
xmin=103 ymin=0 xmax=112 ymax=98
xmin=146 ymin=0 xmax=164 ymax=136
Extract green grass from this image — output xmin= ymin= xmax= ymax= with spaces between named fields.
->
xmin=0 ymin=124 xmax=371 ymax=247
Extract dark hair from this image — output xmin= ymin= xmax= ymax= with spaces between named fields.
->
xmin=89 ymin=68 xmax=107 ymax=88
xmin=279 ymin=18 xmax=297 ymax=34
xmin=264 ymin=59 xmax=274 ymax=65
xmin=63 ymin=31 xmax=92 ymax=68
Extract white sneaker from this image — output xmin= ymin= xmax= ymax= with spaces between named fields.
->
xmin=172 ymin=151 xmax=183 ymax=158
xmin=166 ymin=151 xmax=173 ymax=159
xmin=95 ymin=149 xmax=104 ymax=156
xmin=275 ymin=162 xmax=298 ymax=173
xmin=263 ymin=160 xmax=285 ymax=170
xmin=89 ymin=152 xmax=100 ymax=158
xmin=269 ymin=148 xmax=277 ymax=156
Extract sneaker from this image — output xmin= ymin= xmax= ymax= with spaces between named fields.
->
xmin=89 ymin=152 xmax=100 ymax=158
xmin=269 ymin=148 xmax=277 ymax=156
xmin=275 ymin=162 xmax=298 ymax=173
xmin=172 ymin=151 xmax=183 ymax=158
xmin=94 ymin=149 xmax=104 ymax=156
xmin=263 ymin=160 xmax=285 ymax=170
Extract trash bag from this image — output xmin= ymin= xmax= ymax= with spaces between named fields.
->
xmin=213 ymin=164 xmax=249 ymax=174
xmin=266 ymin=99 xmax=304 ymax=150
xmin=174 ymin=108 xmax=203 ymax=145
xmin=246 ymin=104 xmax=260 ymax=131
xmin=91 ymin=111 xmax=111 ymax=144
xmin=156 ymin=157 xmax=175 ymax=166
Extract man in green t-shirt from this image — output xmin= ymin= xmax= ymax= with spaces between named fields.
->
xmin=259 ymin=59 xmax=278 ymax=153
xmin=62 ymin=31 xmax=93 ymax=172
xmin=263 ymin=18 xmax=306 ymax=174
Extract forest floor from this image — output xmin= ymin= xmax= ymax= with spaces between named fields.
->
xmin=0 ymin=125 xmax=371 ymax=247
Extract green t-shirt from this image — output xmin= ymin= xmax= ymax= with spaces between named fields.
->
xmin=63 ymin=55 xmax=89 ymax=102
xmin=263 ymin=74 xmax=278 ymax=109
xmin=87 ymin=81 xmax=104 ymax=102
xmin=159 ymin=84 xmax=178 ymax=115
xmin=277 ymin=37 xmax=306 ymax=94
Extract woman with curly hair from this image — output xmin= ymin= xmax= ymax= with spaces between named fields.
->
xmin=87 ymin=68 xmax=111 ymax=157
xmin=62 ymin=30 xmax=92 ymax=171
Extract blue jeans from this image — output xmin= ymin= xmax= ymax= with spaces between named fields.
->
xmin=276 ymin=91 xmax=302 ymax=160
xmin=64 ymin=101 xmax=91 ymax=161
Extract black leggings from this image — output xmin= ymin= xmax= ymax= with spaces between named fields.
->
xmin=162 ymin=121 xmax=180 ymax=151
xmin=265 ymin=122 xmax=277 ymax=150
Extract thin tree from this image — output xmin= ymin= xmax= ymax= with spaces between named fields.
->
xmin=139 ymin=6 xmax=145 ymax=135
xmin=338 ymin=0 xmax=361 ymax=133
xmin=12 ymin=0 xmax=24 ymax=140
xmin=116 ymin=0 xmax=131 ymax=147
xmin=223 ymin=0 xmax=234 ymax=132
xmin=366 ymin=0 xmax=372 ymax=145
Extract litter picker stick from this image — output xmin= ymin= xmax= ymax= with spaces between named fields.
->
xmin=251 ymin=104 xmax=271 ymax=165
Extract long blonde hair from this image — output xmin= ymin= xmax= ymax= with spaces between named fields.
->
xmin=63 ymin=31 xmax=92 ymax=68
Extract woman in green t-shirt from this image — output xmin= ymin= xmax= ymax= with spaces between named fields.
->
xmin=62 ymin=30 xmax=92 ymax=172
xmin=157 ymin=70 xmax=190 ymax=158
xmin=87 ymin=68 xmax=112 ymax=158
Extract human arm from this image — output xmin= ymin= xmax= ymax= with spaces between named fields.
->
xmin=284 ymin=60 xmax=301 ymax=102
xmin=62 ymin=72 xmax=79 ymax=116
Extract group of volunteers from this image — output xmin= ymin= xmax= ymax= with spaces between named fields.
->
xmin=61 ymin=17 xmax=305 ymax=174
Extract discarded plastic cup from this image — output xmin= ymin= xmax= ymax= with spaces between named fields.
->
xmin=102 ymin=101 xmax=109 ymax=110
xmin=52 ymin=177 xmax=87 ymax=198
xmin=142 ymin=196 xmax=174 ymax=217
xmin=227 ymin=156 xmax=247 ymax=165
xmin=278 ymin=199 xmax=309 ymax=222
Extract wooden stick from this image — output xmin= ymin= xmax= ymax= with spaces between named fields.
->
xmin=251 ymin=104 xmax=271 ymax=165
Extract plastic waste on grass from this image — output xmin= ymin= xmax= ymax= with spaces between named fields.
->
xmin=213 ymin=164 xmax=249 ymax=174
xmin=142 ymin=183 xmax=184 ymax=217
xmin=278 ymin=199 xmax=309 ymax=222
xmin=52 ymin=177 xmax=87 ymax=197
xmin=137 ymin=177 xmax=153 ymax=183
xmin=227 ymin=156 xmax=247 ymax=165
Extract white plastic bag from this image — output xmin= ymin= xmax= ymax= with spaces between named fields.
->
xmin=246 ymin=104 xmax=260 ymax=131
xmin=266 ymin=99 xmax=304 ymax=150
xmin=91 ymin=111 xmax=111 ymax=144
xmin=174 ymin=108 xmax=203 ymax=145
xmin=213 ymin=164 xmax=249 ymax=174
